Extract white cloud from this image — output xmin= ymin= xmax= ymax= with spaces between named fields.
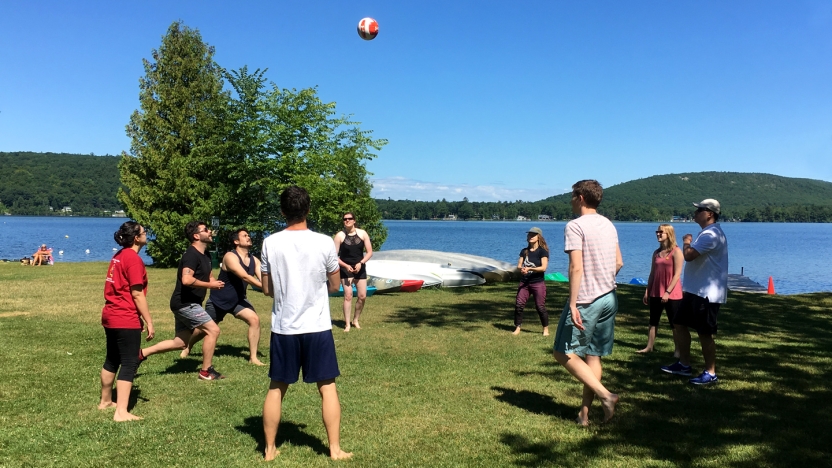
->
xmin=371 ymin=176 xmax=570 ymax=202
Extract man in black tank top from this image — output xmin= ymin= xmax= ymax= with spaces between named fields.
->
xmin=181 ymin=229 xmax=265 ymax=366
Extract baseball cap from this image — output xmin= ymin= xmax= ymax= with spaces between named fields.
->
xmin=693 ymin=199 xmax=721 ymax=215
xmin=527 ymin=227 xmax=543 ymax=235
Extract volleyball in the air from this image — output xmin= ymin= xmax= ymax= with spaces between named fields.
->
xmin=357 ymin=17 xmax=379 ymax=40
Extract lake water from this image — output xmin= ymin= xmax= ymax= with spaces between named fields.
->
xmin=1 ymin=217 xmax=829 ymax=295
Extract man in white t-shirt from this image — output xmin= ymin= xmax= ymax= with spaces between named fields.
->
xmin=661 ymin=198 xmax=728 ymax=386
xmin=553 ymin=180 xmax=623 ymax=425
xmin=260 ymin=186 xmax=352 ymax=461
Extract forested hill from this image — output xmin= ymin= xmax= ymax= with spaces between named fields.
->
xmin=0 ymin=152 xmax=122 ymax=215
xmin=377 ymin=172 xmax=832 ymax=222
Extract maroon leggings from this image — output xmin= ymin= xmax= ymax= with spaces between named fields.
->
xmin=515 ymin=281 xmax=548 ymax=327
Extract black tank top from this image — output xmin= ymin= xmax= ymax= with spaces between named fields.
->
xmin=338 ymin=233 xmax=365 ymax=264
xmin=209 ymin=250 xmax=255 ymax=309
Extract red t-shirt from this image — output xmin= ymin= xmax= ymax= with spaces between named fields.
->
xmin=101 ymin=248 xmax=147 ymax=329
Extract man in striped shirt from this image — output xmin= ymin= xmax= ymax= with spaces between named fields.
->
xmin=554 ymin=179 xmax=624 ymax=426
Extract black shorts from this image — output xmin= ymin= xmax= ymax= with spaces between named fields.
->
xmin=205 ymin=299 xmax=254 ymax=323
xmin=673 ymin=292 xmax=721 ymax=335
xmin=268 ymin=330 xmax=340 ymax=384
xmin=339 ymin=263 xmax=367 ymax=280
xmin=102 ymin=328 xmax=142 ymax=382
xmin=648 ymin=297 xmax=681 ymax=327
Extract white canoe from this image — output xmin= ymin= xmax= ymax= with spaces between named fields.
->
xmin=365 ymin=260 xmax=485 ymax=288
xmin=372 ymin=250 xmax=519 ymax=282
xmin=366 ymin=276 xmax=405 ymax=294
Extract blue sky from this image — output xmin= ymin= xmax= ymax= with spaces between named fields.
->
xmin=2 ymin=1 xmax=831 ymax=201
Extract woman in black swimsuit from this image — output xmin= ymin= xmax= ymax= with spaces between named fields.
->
xmin=334 ymin=212 xmax=373 ymax=331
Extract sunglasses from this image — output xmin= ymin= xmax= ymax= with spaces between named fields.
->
xmin=695 ymin=208 xmax=708 ymax=214
xmin=343 ymin=217 xmax=354 ymax=221
xmin=655 ymin=231 xmax=664 ymax=234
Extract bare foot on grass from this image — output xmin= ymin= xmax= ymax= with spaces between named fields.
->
xmin=330 ymin=449 xmax=353 ymax=461
xmin=97 ymin=402 xmax=117 ymax=410
xmin=179 ymin=346 xmax=191 ymax=359
xmin=512 ymin=327 xmax=521 ymax=336
xmin=250 ymin=357 xmax=266 ymax=366
xmin=575 ymin=408 xmax=589 ymax=427
xmin=264 ymin=446 xmax=280 ymax=461
xmin=542 ymin=327 xmax=550 ymax=337
xmin=343 ymin=326 xmax=350 ymax=332
xmin=636 ymin=347 xmax=652 ymax=354
xmin=601 ymin=393 xmax=619 ymax=423
xmin=113 ymin=411 xmax=143 ymax=422
xmin=351 ymin=321 xmax=361 ymax=329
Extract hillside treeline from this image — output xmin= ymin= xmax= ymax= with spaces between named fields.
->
xmin=0 ymin=152 xmax=122 ymax=215
xmin=377 ymin=172 xmax=832 ymax=222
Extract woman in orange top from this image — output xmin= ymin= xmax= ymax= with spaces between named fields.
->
xmin=639 ymin=224 xmax=683 ymax=354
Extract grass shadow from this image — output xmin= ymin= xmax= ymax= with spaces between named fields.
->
xmin=235 ymin=416 xmax=329 ymax=457
xmin=159 ymin=358 xmax=201 ymax=376
xmin=492 ymin=386 xmax=576 ymax=422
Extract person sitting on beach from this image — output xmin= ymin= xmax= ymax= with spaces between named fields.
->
xmin=31 ymin=244 xmax=52 ymax=266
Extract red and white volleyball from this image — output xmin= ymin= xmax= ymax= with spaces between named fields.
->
xmin=357 ymin=17 xmax=379 ymax=40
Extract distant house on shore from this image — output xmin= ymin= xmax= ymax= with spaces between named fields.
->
xmin=538 ymin=215 xmax=551 ymax=221
xmin=61 ymin=206 xmax=72 ymax=213
xmin=516 ymin=215 xmax=527 ymax=221
xmin=112 ymin=210 xmax=127 ymax=218
xmin=443 ymin=214 xmax=457 ymax=221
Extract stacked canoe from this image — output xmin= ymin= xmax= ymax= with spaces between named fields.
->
xmin=364 ymin=250 xmax=521 ymax=293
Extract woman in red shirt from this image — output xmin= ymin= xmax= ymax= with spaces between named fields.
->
xmin=98 ymin=222 xmax=154 ymax=421
xmin=639 ymin=224 xmax=683 ymax=355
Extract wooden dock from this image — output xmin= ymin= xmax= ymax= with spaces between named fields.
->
xmin=728 ymin=274 xmax=768 ymax=293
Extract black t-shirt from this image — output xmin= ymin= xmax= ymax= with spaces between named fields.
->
xmin=519 ymin=246 xmax=549 ymax=283
xmin=170 ymin=245 xmax=212 ymax=311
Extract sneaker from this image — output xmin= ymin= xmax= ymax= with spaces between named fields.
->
xmin=198 ymin=366 xmax=226 ymax=380
xmin=689 ymin=370 xmax=718 ymax=385
xmin=660 ymin=361 xmax=693 ymax=376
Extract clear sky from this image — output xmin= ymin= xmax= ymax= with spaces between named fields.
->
xmin=2 ymin=1 xmax=831 ymax=202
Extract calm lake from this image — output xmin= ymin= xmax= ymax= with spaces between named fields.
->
xmin=1 ymin=217 xmax=829 ymax=295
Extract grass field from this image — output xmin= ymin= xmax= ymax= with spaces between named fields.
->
xmin=1 ymin=262 xmax=831 ymax=467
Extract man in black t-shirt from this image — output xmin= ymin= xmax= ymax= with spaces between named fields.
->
xmin=140 ymin=221 xmax=227 ymax=380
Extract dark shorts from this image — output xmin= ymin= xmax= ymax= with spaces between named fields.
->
xmin=648 ymin=297 xmax=681 ymax=327
xmin=172 ymin=304 xmax=213 ymax=333
xmin=269 ymin=330 xmax=340 ymax=384
xmin=673 ymin=292 xmax=721 ymax=335
xmin=340 ymin=263 xmax=367 ymax=280
xmin=205 ymin=299 xmax=254 ymax=323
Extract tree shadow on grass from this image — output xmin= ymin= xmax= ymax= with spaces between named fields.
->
xmin=234 ymin=416 xmax=329 ymax=457
xmin=159 ymin=358 xmax=201 ymax=375
xmin=497 ymin=289 xmax=832 ymax=466
xmin=492 ymin=386 xmax=576 ymax=422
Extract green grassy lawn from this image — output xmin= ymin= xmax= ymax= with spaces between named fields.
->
xmin=1 ymin=262 xmax=830 ymax=467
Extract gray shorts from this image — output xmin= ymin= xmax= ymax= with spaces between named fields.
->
xmin=205 ymin=299 xmax=254 ymax=323
xmin=554 ymin=290 xmax=618 ymax=357
xmin=173 ymin=304 xmax=213 ymax=333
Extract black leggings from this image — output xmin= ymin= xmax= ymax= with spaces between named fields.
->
xmin=648 ymin=297 xmax=681 ymax=327
xmin=102 ymin=328 xmax=142 ymax=382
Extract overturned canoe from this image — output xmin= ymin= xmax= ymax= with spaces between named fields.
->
xmin=372 ymin=250 xmax=519 ymax=282
xmin=365 ymin=260 xmax=484 ymax=288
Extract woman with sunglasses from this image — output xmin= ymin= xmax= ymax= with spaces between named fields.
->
xmin=334 ymin=212 xmax=373 ymax=331
xmin=98 ymin=221 xmax=154 ymax=421
xmin=513 ymin=227 xmax=550 ymax=336
xmin=639 ymin=224 xmax=683 ymax=354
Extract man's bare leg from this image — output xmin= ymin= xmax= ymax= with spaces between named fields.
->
xmin=318 ymin=379 xmax=352 ymax=460
xmin=575 ymin=355 xmax=604 ymax=426
xmin=699 ymin=332 xmax=716 ymax=374
xmin=637 ymin=325 xmax=657 ymax=353
xmin=352 ymin=280 xmax=367 ymax=329
xmin=98 ymin=368 xmax=117 ymax=410
xmin=180 ymin=329 xmax=206 ymax=358
xmin=263 ymin=380 xmax=289 ymax=461
xmin=142 ymin=329 xmax=191 ymax=357
xmin=235 ymin=309 xmax=264 ymax=365
xmin=197 ymin=320 xmax=221 ymax=372
xmin=341 ymin=279 xmax=353 ymax=332
xmin=554 ymin=351 xmax=618 ymax=423
xmin=675 ymin=325 xmax=693 ymax=367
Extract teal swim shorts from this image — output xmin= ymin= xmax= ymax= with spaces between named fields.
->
xmin=553 ymin=290 xmax=618 ymax=357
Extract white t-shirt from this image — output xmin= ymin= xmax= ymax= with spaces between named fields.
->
xmin=683 ymin=223 xmax=728 ymax=304
xmin=260 ymin=229 xmax=339 ymax=335
xmin=564 ymin=214 xmax=619 ymax=304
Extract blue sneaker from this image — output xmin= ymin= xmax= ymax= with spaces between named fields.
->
xmin=660 ymin=361 xmax=692 ymax=376
xmin=689 ymin=370 xmax=718 ymax=385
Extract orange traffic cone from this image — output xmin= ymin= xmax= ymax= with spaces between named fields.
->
xmin=767 ymin=276 xmax=775 ymax=295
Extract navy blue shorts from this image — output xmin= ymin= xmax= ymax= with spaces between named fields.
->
xmin=269 ymin=330 xmax=340 ymax=384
